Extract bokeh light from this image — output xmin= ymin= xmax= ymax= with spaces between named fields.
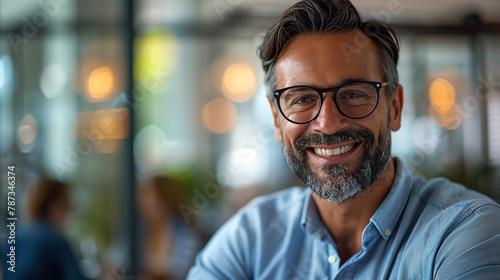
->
xmin=221 ymin=63 xmax=256 ymax=102
xmin=90 ymin=109 xmax=129 ymax=140
xmin=429 ymin=78 xmax=456 ymax=114
xmin=77 ymin=109 xmax=129 ymax=153
xmin=202 ymin=98 xmax=238 ymax=134
xmin=134 ymin=125 xmax=179 ymax=172
xmin=0 ymin=56 xmax=13 ymax=96
xmin=439 ymin=103 xmax=462 ymax=130
xmin=135 ymin=32 xmax=177 ymax=93
xmin=18 ymin=114 xmax=38 ymax=144
xmin=0 ymin=58 xmax=5 ymax=90
xmin=87 ymin=66 xmax=114 ymax=102
xmin=95 ymin=140 xmax=124 ymax=154
xmin=428 ymin=103 xmax=463 ymax=130
xmin=428 ymin=78 xmax=462 ymax=130
xmin=40 ymin=64 xmax=67 ymax=99
xmin=77 ymin=109 xmax=129 ymax=140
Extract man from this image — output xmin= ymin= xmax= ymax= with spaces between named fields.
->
xmin=188 ymin=0 xmax=500 ymax=279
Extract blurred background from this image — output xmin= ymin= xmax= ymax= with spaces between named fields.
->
xmin=1 ymin=0 xmax=499 ymax=279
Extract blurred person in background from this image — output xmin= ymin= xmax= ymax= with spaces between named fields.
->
xmin=188 ymin=0 xmax=500 ymax=279
xmin=2 ymin=178 xmax=87 ymax=280
xmin=137 ymin=176 xmax=201 ymax=280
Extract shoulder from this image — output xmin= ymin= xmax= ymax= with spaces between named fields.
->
xmin=409 ymin=175 xmax=499 ymax=213
xmin=395 ymin=171 xmax=500 ymax=277
xmin=406 ymin=175 xmax=500 ymax=236
xmin=399 ymin=168 xmax=500 ymax=247
xmin=411 ymin=178 xmax=500 ymax=278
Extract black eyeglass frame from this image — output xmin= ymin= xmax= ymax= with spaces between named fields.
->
xmin=273 ymin=80 xmax=390 ymax=124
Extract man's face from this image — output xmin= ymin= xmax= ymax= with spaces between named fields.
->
xmin=270 ymin=32 xmax=402 ymax=203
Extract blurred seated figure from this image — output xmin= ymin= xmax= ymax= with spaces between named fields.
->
xmin=3 ymin=178 xmax=87 ymax=280
xmin=137 ymin=176 xmax=201 ymax=280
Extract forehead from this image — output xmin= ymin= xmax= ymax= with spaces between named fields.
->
xmin=275 ymin=32 xmax=381 ymax=88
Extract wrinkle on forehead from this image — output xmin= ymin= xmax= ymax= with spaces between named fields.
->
xmin=275 ymin=32 xmax=381 ymax=89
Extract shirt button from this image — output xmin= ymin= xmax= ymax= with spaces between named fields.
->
xmin=328 ymin=255 xmax=337 ymax=264
xmin=385 ymin=229 xmax=392 ymax=237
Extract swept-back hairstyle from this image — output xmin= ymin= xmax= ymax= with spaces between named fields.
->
xmin=258 ymin=0 xmax=400 ymax=99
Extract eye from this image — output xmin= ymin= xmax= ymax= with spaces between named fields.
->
xmin=294 ymin=95 xmax=317 ymax=104
xmin=342 ymin=91 xmax=368 ymax=99
xmin=281 ymin=87 xmax=320 ymax=109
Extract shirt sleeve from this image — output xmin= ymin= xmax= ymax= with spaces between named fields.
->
xmin=186 ymin=211 xmax=254 ymax=280
xmin=434 ymin=202 xmax=500 ymax=279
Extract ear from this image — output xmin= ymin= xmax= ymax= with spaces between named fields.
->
xmin=389 ymin=84 xmax=404 ymax=131
xmin=268 ymin=98 xmax=283 ymax=143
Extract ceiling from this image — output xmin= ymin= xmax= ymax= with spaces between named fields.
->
xmin=233 ymin=0 xmax=500 ymax=26
xmin=2 ymin=0 xmax=500 ymax=32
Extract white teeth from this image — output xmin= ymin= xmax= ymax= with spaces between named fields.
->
xmin=313 ymin=145 xmax=353 ymax=157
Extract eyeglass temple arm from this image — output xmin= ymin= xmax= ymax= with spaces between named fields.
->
xmin=380 ymin=81 xmax=391 ymax=88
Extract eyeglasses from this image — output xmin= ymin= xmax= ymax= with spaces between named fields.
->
xmin=273 ymin=81 xmax=390 ymax=124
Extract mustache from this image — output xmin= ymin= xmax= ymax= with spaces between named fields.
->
xmin=295 ymin=129 xmax=374 ymax=152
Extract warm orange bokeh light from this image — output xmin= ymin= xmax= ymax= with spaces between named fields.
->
xmin=221 ymin=63 xmax=256 ymax=103
xmin=95 ymin=140 xmax=124 ymax=154
xmin=429 ymin=78 xmax=455 ymax=114
xmin=87 ymin=66 xmax=114 ymax=102
xmin=76 ymin=109 xmax=129 ymax=153
xmin=202 ymin=98 xmax=238 ymax=134
xmin=439 ymin=103 xmax=462 ymax=130
xmin=428 ymin=103 xmax=462 ymax=130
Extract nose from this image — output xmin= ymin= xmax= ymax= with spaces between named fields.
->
xmin=310 ymin=95 xmax=349 ymax=134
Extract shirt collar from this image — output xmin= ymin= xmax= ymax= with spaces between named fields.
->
xmin=299 ymin=158 xmax=413 ymax=240
xmin=300 ymin=189 xmax=327 ymax=239
xmin=370 ymin=158 xmax=413 ymax=240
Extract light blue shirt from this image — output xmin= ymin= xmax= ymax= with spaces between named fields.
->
xmin=187 ymin=159 xmax=500 ymax=279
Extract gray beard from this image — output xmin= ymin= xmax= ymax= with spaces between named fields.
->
xmin=284 ymin=127 xmax=391 ymax=203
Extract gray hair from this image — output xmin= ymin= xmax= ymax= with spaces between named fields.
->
xmin=257 ymin=0 xmax=400 ymax=100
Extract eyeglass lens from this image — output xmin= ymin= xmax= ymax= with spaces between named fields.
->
xmin=278 ymin=82 xmax=379 ymax=123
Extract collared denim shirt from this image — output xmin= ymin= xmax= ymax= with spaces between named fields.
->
xmin=187 ymin=159 xmax=500 ymax=279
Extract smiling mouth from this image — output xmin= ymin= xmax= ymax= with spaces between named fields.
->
xmin=312 ymin=143 xmax=357 ymax=157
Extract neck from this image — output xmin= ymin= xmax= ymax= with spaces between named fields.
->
xmin=312 ymin=157 xmax=396 ymax=264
